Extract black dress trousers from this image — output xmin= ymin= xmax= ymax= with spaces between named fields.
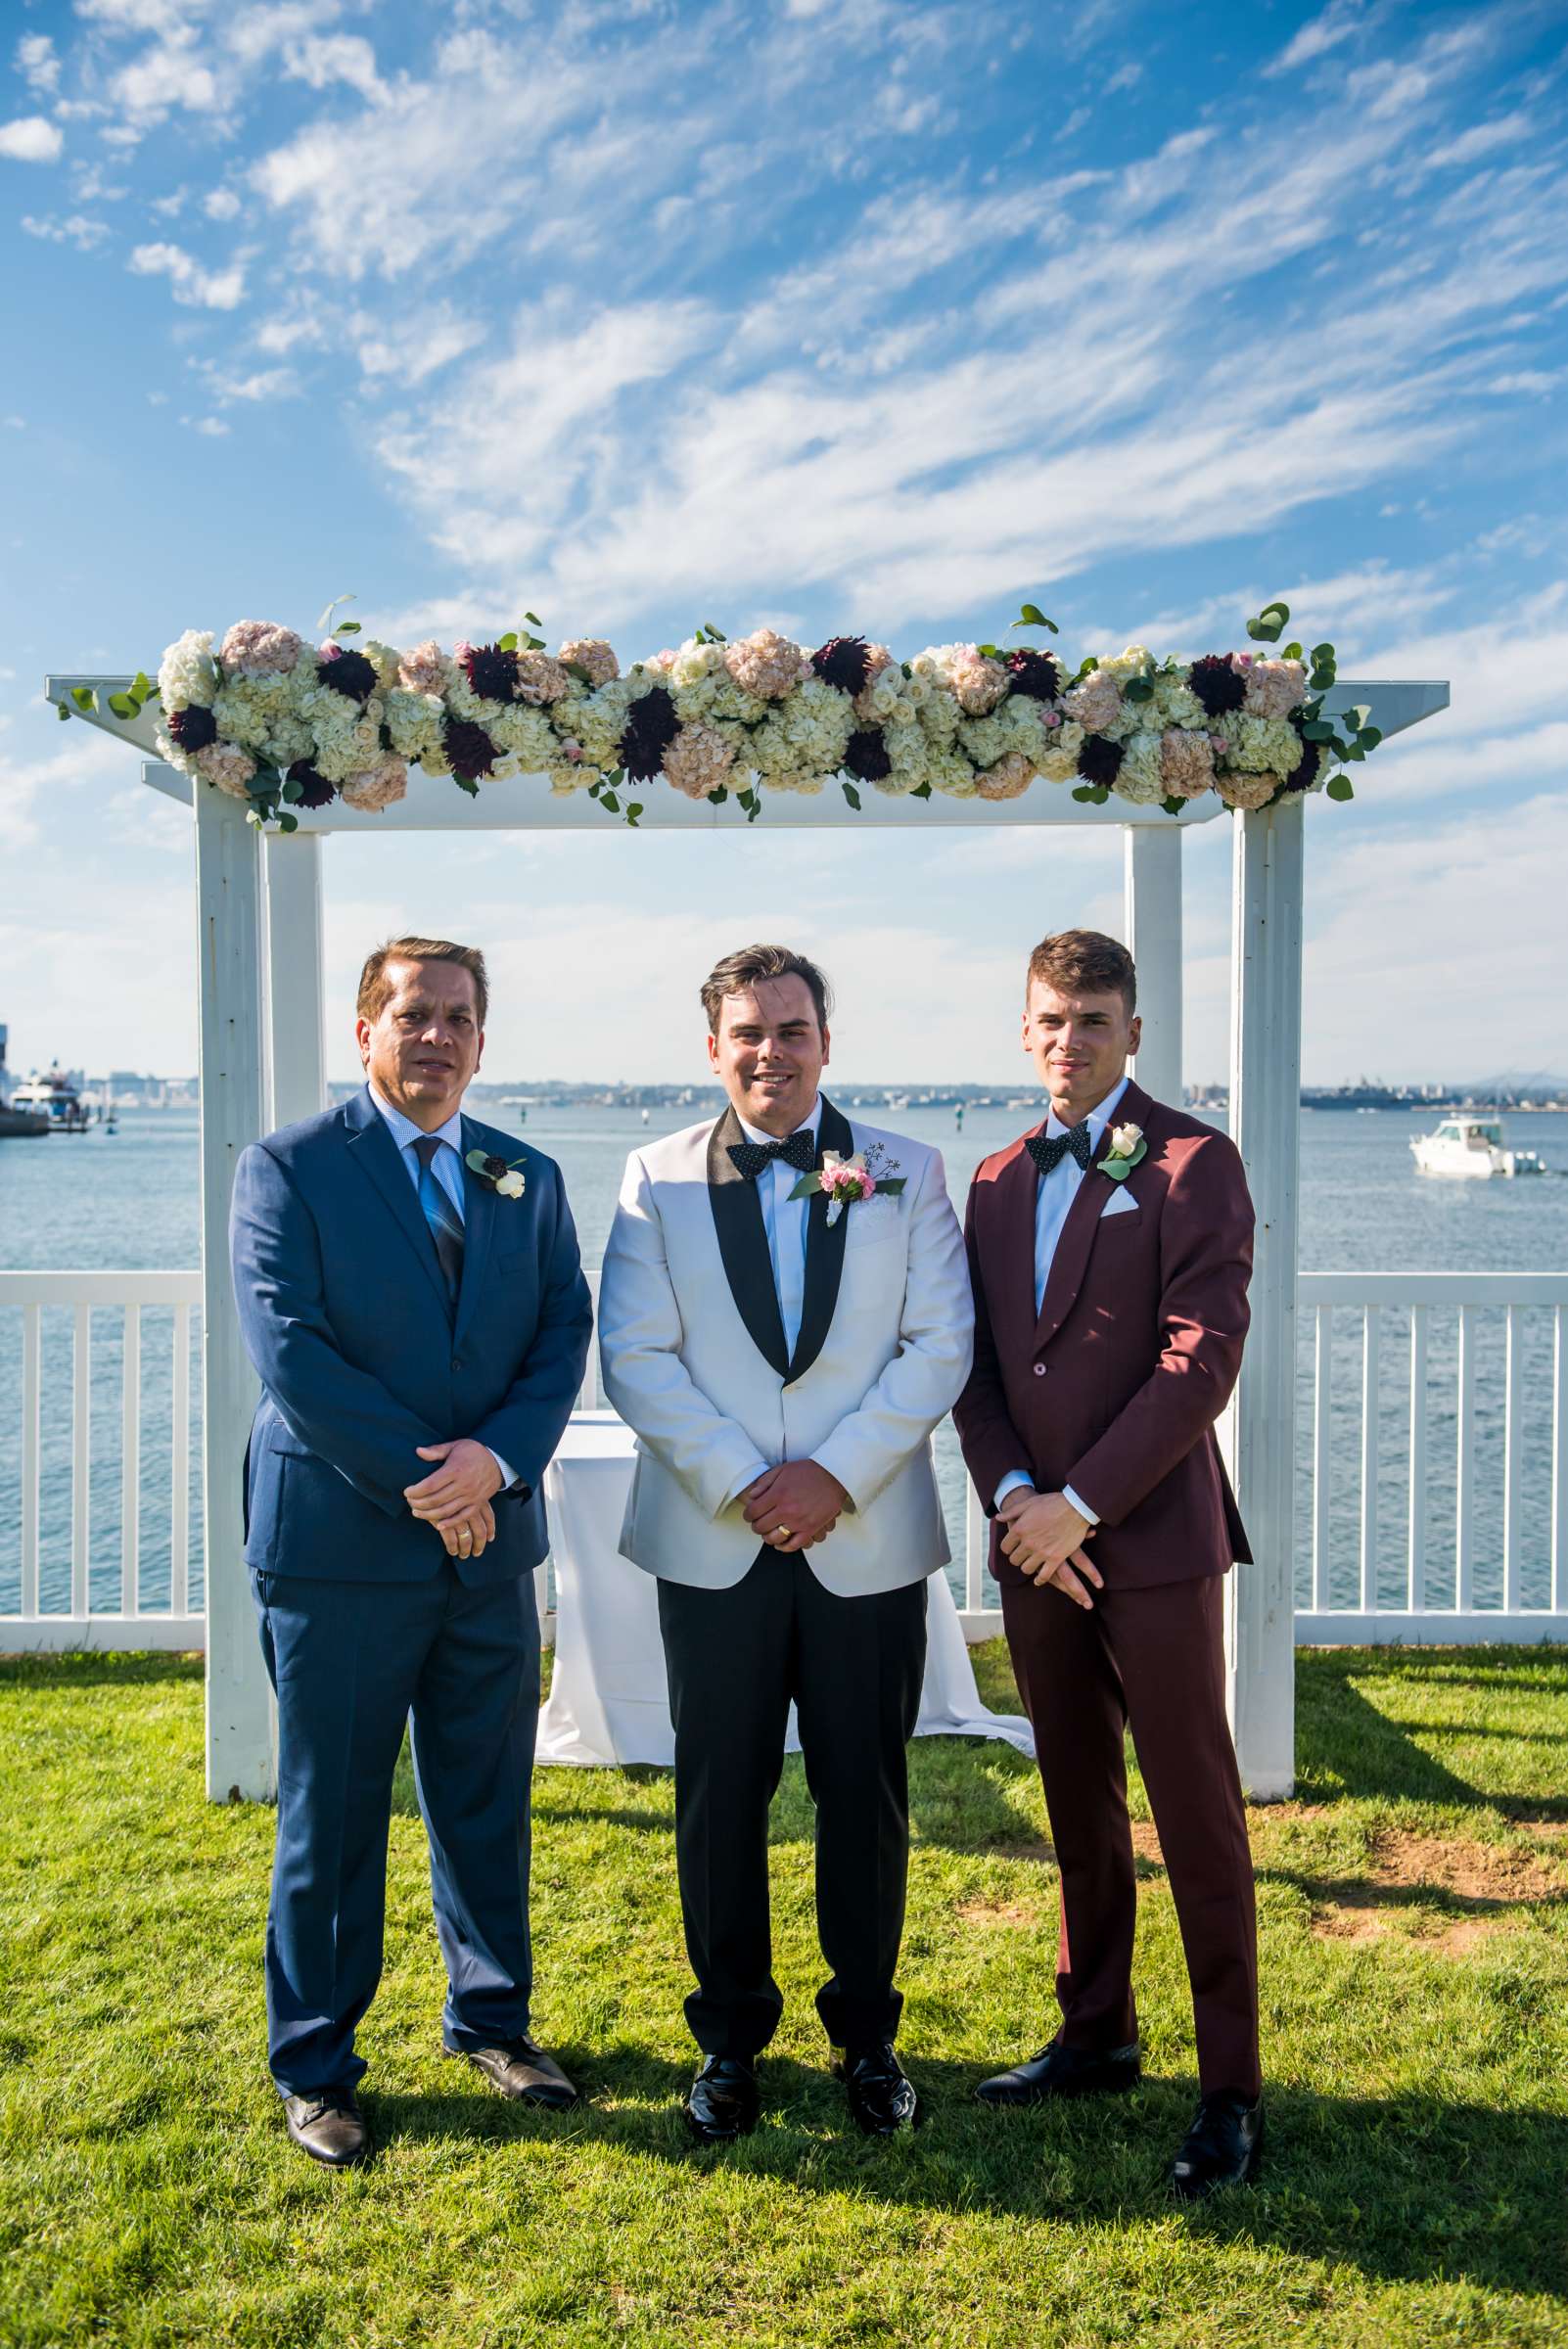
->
xmin=657 ymin=1550 xmax=928 ymax=2058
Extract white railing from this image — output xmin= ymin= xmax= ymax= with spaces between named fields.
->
xmin=1292 ymin=1272 xmax=1568 ymax=1642
xmin=6 ymin=1267 xmax=1567 ymax=1651
xmin=0 ymin=1270 xmax=205 ymax=1649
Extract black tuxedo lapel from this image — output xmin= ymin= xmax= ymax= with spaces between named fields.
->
xmin=451 ymin=1117 xmax=498 ymax=1347
xmin=787 ymin=1093 xmax=854 ymax=1384
xmin=343 ymin=1086 xmax=452 ymax=1318
xmin=708 ymin=1106 xmax=791 ymax=1379
xmin=1036 ymin=1078 xmax=1153 ymax=1350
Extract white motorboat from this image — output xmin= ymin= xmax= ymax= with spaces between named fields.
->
xmin=1409 ymin=1115 xmax=1546 ymax=1179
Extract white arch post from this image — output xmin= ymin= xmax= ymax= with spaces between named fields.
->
xmin=46 ymin=671 xmax=1449 ymax=1803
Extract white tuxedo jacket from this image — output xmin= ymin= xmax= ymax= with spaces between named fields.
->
xmin=598 ymin=1096 xmax=975 ymax=1595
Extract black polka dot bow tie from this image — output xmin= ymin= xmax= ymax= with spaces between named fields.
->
xmin=1026 ymin=1124 xmax=1096 ymax=1178
xmin=727 ymin=1130 xmax=818 ymax=1180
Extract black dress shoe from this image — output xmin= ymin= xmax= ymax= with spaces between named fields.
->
xmin=833 ymin=2043 xmax=922 ymax=2135
xmin=975 ymin=2040 xmax=1141 ymax=2107
xmin=283 ymin=2086 xmax=369 ymax=2167
xmin=445 ymin=2034 xmax=579 ymax=2109
xmin=1169 ymin=2091 xmax=1264 ymax=2200
xmin=684 ymin=2056 xmax=760 ymax=2143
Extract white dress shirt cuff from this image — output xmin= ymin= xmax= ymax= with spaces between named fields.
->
xmin=1062 ymin=1481 xmax=1098 ymax=1526
xmin=993 ymin=1469 xmax=1034 ymax=1511
xmin=485 ymin=1448 xmax=525 ymax=1497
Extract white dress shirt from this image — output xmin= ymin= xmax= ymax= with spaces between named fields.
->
xmin=993 ymin=1073 xmax=1130 ymax=1526
xmin=368 ymin=1083 xmax=518 ymax=1494
xmin=722 ymin=1093 xmax=823 ymax=1507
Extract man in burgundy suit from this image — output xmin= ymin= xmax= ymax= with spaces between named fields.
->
xmin=953 ymin=928 xmax=1262 ymax=2199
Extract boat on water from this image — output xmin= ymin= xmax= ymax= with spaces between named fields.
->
xmin=1410 ymin=1114 xmax=1547 ymax=1179
xmin=7 ymin=1065 xmax=103 ymax=1133
xmin=0 ymin=1023 xmax=49 ymax=1137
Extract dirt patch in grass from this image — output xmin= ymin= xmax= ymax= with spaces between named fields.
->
xmin=1308 ymin=1828 xmax=1565 ymax=1949
xmin=956 ymin=1899 xmax=1039 ymax=1928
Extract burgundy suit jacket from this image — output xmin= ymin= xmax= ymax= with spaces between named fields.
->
xmin=953 ymin=1080 xmax=1253 ymax=1591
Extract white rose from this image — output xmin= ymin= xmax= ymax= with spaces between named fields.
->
xmin=495 ymin=1170 xmax=526 ymax=1199
xmin=1109 ymin=1123 xmax=1142 ymax=1157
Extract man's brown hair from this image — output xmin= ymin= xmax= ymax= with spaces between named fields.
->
xmin=1026 ymin=929 xmax=1136 ymax=1013
xmin=699 ymin=943 xmax=833 ymax=1036
xmin=357 ymin=937 xmax=489 ymax=1029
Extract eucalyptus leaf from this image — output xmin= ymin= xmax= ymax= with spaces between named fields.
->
xmin=1326 ymin=775 xmax=1356 ymax=802
xmin=131 ymin=671 xmax=153 ymax=704
xmin=525 ymin=612 xmax=540 ymax=626
xmin=707 ymin=786 xmax=729 ymax=805
xmin=1124 ymin=676 xmax=1154 ymax=702
xmin=1282 ymin=641 xmax=1303 ymax=661
xmin=627 ymin=803 xmax=643 ymax=819
xmin=455 ymin=775 xmax=480 ymax=799
xmin=1013 ymin=602 xmax=1059 ymax=632
xmin=335 ymin=621 xmax=362 ymax=635
xmin=1072 ymin=785 xmax=1097 ymax=802
xmin=563 ymin=661 xmax=593 ymax=684
xmin=282 ymin=779 xmax=303 ymax=804
xmin=108 ymin=693 xmax=138 ymax=719
xmin=56 ymin=699 xmax=69 ymax=721
xmin=910 ymin=780 xmax=932 ymax=800
xmin=1301 ymin=719 xmax=1336 ymax=742
xmin=607 ymin=767 xmax=625 ymax=787
xmin=1343 ymin=740 xmax=1365 ymax=761
xmin=1359 ymin=725 xmax=1382 ymax=753
xmin=498 ymin=632 xmax=519 ymax=652
xmin=704 ymin=622 xmax=726 ymax=641
xmin=315 ymin=593 xmax=356 ymax=635
xmin=1162 ymin=795 xmax=1186 ymax=816
xmin=1310 ymin=643 xmax=1335 ymax=665
xmin=1346 ymin=704 xmax=1371 ymax=731
xmin=278 ymin=811 xmax=299 ymax=834
xmin=601 ymin=791 xmax=620 ymax=813
xmin=843 ymin=782 xmax=861 ymax=810
xmin=70 ymin=686 xmax=96 ymax=713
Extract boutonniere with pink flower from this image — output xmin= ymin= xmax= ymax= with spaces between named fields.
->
xmin=1099 ymin=1122 xmax=1147 ymax=1182
xmin=790 ymin=1144 xmax=907 ymax=1227
xmin=466 ymin=1147 xmax=527 ymax=1201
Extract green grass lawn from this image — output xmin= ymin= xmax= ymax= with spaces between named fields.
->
xmin=2 ymin=1642 xmax=1566 ymax=2348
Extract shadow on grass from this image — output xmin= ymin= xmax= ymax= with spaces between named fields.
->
xmin=365 ymin=2045 xmax=1568 ymax=2300
xmin=1295 ymin=1656 xmax=1486 ymax=1806
xmin=0 ymin=1651 xmax=202 ymax=1687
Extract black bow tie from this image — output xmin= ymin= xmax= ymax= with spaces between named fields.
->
xmin=1026 ymin=1123 xmax=1096 ymax=1178
xmin=727 ymin=1129 xmax=818 ymax=1181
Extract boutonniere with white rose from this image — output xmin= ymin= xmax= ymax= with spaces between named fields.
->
xmin=790 ymin=1144 xmax=907 ymax=1227
xmin=1099 ymin=1122 xmax=1147 ymax=1182
xmin=466 ymin=1147 xmax=527 ymax=1200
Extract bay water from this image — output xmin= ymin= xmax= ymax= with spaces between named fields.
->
xmin=2 ymin=1102 xmax=1564 ymax=1621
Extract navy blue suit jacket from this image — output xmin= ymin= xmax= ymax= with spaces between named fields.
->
xmin=231 ymin=1085 xmax=593 ymax=1585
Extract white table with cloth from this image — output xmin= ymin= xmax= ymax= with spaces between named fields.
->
xmin=535 ymin=1412 xmax=1034 ymax=1768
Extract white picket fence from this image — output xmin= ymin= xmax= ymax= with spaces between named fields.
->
xmin=3 ymin=1267 xmax=1567 ymax=1650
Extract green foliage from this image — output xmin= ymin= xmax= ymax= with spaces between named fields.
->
xmin=1011 ymin=601 xmax=1059 ymax=633
xmin=1245 ymin=601 xmax=1291 ymax=643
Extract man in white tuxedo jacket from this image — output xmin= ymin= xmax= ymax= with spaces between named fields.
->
xmin=599 ymin=943 xmax=973 ymax=2142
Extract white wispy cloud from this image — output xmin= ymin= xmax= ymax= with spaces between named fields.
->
xmin=0 ymin=114 xmax=64 ymax=161
xmin=128 ymin=239 xmax=246 ymax=307
xmin=16 ymin=34 xmax=62 ymax=95
xmin=22 ymin=212 xmax=111 ymax=252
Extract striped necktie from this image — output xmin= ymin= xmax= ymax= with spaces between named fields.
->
xmin=412 ymin=1133 xmax=465 ymax=1305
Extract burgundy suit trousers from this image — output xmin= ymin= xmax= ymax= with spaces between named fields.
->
xmin=1000 ymin=1570 xmax=1260 ymax=2099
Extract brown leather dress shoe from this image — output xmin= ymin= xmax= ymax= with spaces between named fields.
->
xmin=283 ymin=2087 xmax=369 ymax=2167
xmin=445 ymin=2034 xmax=579 ymax=2108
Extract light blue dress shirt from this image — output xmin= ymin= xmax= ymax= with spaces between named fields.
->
xmin=368 ymin=1084 xmax=518 ymax=1493
xmin=721 ymin=1093 xmax=823 ymax=1507
xmin=994 ymin=1073 xmax=1131 ymax=1526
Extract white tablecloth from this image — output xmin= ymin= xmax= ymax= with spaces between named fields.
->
xmin=536 ymin=1413 xmax=1033 ymax=1768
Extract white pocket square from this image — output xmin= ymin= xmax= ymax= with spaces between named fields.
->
xmin=1100 ymin=1185 xmax=1139 ymax=1219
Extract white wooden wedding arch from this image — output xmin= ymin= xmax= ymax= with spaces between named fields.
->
xmin=46 ymin=670 xmax=1448 ymax=1803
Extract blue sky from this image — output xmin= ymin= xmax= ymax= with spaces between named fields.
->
xmin=3 ymin=0 xmax=1567 ymax=1087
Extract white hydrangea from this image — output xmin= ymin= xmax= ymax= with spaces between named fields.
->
xmin=570 ymin=679 xmax=636 ymax=767
xmin=668 ymin=637 xmax=730 ymax=689
xmin=1153 ymin=673 xmax=1206 ymax=729
xmin=488 ymin=704 xmax=558 ymax=767
xmin=1228 ymin=714 xmax=1304 ymax=774
xmin=361 ymin=640 xmax=402 ymax=691
xmin=750 ymin=677 xmax=853 ymax=781
xmin=385 ymin=688 xmax=445 ymax=763
xmin=159 ymin=628 xmax=218 ymax=710
xmin=1118 ymin=730 xmax=1166 ymax=803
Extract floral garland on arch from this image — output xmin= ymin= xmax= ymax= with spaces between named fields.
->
xmin=70 ymin=595 xmax=1379 ymax=831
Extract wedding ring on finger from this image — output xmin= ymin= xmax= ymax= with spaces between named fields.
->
xmin=775 ymin=1525 xmax=793 ymax=1541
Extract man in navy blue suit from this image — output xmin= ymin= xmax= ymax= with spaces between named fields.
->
xmin=231 ymin=935 xmax=593 ymax=2167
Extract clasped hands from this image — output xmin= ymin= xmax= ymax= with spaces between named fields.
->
xmin=742 ymin=1459 xmax=849 ymax=1553
xmin=404 ymin=1439 xmax=503 ymax=1558
xmin=997 ymin=1485 xmax=1102 ymax=1608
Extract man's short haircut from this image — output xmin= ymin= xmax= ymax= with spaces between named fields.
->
xmin=357 ymin=937 xmax=489 ymax=1029
xmin=700 ymin=943 xmax=833 ymax=1036
xmin=1026 ymin=929 xmax=1136 ymax=1014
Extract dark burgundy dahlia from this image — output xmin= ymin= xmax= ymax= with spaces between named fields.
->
xmin=810 ymin=636 xmax=872 ymax=695
xmin=316 ymin=644 xmax=379 ymax=704
xmin=1185 ymin=654 xmax=1247 ymax=718
xmin=458 ymin=642 xmax=521 ymax=704
xmin=844 ymin=727 xmax=893 ymax=783
xmin=1004 ymin=648 xmax=1063 ymax=702
xmin=444 ymin=716 xmax=501 ymax=783
xmin=618 ymin=685 xmax=680 ymax=782
xmin=168 ymin=702 xmax=217 ymax=752
xmin=286 ymin=760 xmax=337 ymax=809
xmin=1076 ymin=734 xmax=1126 ymax=787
